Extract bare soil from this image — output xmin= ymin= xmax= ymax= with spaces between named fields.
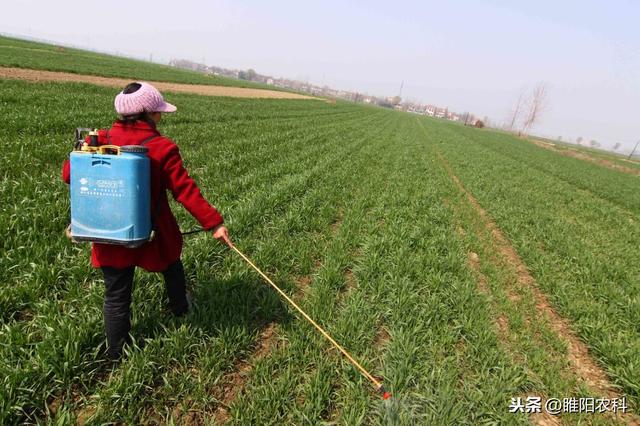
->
xmin=373 ymin=325 xmax=390 ymax=349
xmin=530 ymin=138 xmax=640 ymax=177
xmin=0 ymin=66 xmax=317 ymax=100
xmin=294 ymin=275 xmax=313 ymax=299
xmin=466 ymin=251 xmax=511 ymax=336
xmin=212 ymin=322 xmax=279 ymax=424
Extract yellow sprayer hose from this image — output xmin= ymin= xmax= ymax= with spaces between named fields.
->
xmin=229 ymin=243 xmax=390 ymax=399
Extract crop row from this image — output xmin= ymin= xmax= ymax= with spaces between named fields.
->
xmin=426 ymin=118 xmax=639 ymax=410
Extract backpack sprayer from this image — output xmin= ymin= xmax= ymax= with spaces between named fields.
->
xmin=67 ymin=128 xmax=153 ymax=247
xmin=66 ymin=128 xmax=391 ymax=400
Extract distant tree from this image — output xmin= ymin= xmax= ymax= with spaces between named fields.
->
xmin=630 ymin=140 xmax=640 ymax=159
xmin=576 ymin=137 xmax=583 ymax=145
xmin=589 ymin=140 xmax=599 ymax=148
xmin=521 ymin=82 xmax=549 ymax=136
xmin=558 ymin=136 xmax=563 ymax=141
xmin=613 ymin=142 xmax=621 ymax=151
xmin=238 ymin=69 xmax=257 ymax=81
xmin=474 ymin=120 xmax=485 ymax=129
xmin=508 ymin=91 xmax=526 ymax=132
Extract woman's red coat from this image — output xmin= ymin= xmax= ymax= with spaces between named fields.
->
xmin=62 ymin=120 xmax=223 ymax=272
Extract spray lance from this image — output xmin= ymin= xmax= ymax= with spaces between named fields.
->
xmin=229 ymin=241 xmax=392 ymax=400
xmin=188 ymin=228 xmax=392 ymax=400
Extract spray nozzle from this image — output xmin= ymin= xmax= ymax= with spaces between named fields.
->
xmin=378 ymin=385 xmax=392 ymax=400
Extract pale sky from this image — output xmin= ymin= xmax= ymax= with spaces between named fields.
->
xmin=2 ymin=0 xmax=639 ymax=152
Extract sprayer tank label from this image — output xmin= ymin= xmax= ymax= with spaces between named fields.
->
xmin=77 ymin=177 xmax=126 ymax=197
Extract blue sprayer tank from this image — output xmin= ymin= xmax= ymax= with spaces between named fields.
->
xmin=70 ymin=144 xmax=152 ymax=247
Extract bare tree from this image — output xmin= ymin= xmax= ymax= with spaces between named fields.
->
xmin=629 ymin=140 xmax=640 ymax=159
xmin=521 ymin=82 xmax=549 ymax=136
xmin=507 ymin=91 xmax=526 ymax=131
xmin=613 ymin=142 xmax=621 ymax=151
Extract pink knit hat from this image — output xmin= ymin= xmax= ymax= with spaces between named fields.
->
xmin=114 ymin=82 xmax=177 ymax=116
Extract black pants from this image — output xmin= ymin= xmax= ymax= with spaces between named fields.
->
xmin=101 ymin=260 xmax=188 ymax=359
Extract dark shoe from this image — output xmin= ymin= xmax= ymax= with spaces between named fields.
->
xmin=172 ymin=290 xmax=194 ymax=317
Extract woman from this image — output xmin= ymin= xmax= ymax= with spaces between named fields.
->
xmin=62 ymin=82 xmax=230 ymax=359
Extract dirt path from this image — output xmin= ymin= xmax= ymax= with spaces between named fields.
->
xmin=530 ymin=138 xmax=640 ymax=177
xmin=211 ymin=322 xmax=279 ymax=424
xmin=0 ymin=66 xmax=317 ymax=100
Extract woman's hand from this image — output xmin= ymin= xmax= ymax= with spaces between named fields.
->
xmin=212 ymin=225 xmax=231 ymax=247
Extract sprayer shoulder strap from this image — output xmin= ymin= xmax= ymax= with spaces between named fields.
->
xmin=141 ymin=135 xmax=165 ymax=235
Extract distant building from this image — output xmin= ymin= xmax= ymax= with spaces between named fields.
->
xmin=168 ymin=57 xmax=484 ymax=124
xmin=425 ymin=105 xmax=436 ymax=117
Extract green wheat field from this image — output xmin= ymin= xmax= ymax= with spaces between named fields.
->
xmin=1 ymin=35 xmax=638 ymax=425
